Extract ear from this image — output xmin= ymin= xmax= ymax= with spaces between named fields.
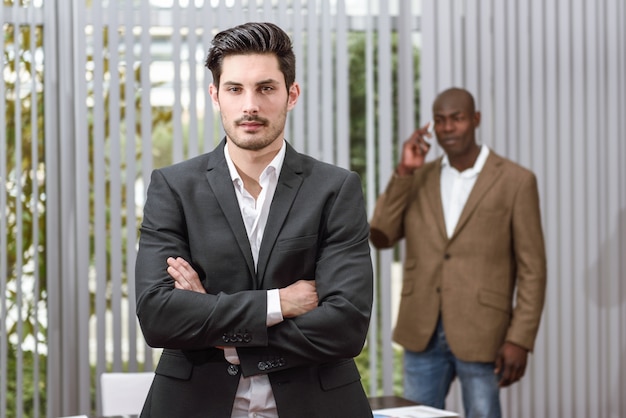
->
xmin=287 ymin=82 xmax=300 ymax=110
xmin=473 ymin=110 xmax=481 ymax=128
xmin=209 ymin=83 xmax=220 ymax=110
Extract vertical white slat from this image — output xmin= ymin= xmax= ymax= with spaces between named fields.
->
xmin=124 ymin=0 xmax=139 ymax=372
xmin=172 ymin=1 xmax=184 ymax=163
xmin=570 ymin=2 xmax=588 ymax=418
xmin=516 ymin=1 xmax=531 ymax=168
xmin=419 ymin=0 xmax=436 ymax=124
xmin=72 ymin=0 xmax=91 ymax=413
xmin=492 ymin=0 xmax=507 ymax=155
xmin=529 ymin=1 xmax=549 ymax=417
xmin=186 ymin=2 xmax=200 ymax=158
xmin=320 ymin=0 xmax=334 ymax=164
xmin=365 ymin=0 xmax=378 ymax=397
xmin=201 ymin=0 xmax=216 ymax=154
xmin=306 ymin=0 xmax=320 ymax=159
xmin=92 ymin=1 xmax=109 ymax=413
xmin=435 ymin=0 xmax=454 ymax=88
xmin=139 ymin=0 xmax=155 ymax=370
xmin=290 ymin=0 xmax=305 ymax=152
xmin=376 ymin=0 xmax=395 ymax=396
xmin=463 ymin=0 xmax=480 ymax=95
xmin=543 ymin=1 xmax=561 ymax=416
xmin=43 ymin=0 xmax=62 ymax=414
xmin=397 ymin=1 xmax=415 ymax=136
xmin=477 ymin=0 xmax=493 ymax=147
xmin=452 ymin=0 xmax=463 ymax=85
xmin=581 ymin=0 xmax=601 ymax=416
xmin=604 ymin=3 xmax=622 ymax=418
xmin=140 ymin=0 xmax=154 ymax=198
xmin=107 ymin=0 xmax=124 ymax=373
xmin=57 ymin=0 xmax=82 ymax=413
xmin=556 ymin=1 xmax=575 ymax=417
xmin=334 ymin=0 xmax=350 ymax=169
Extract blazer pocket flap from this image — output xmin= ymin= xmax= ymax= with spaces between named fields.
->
xmin=319 ymin=359 xmax=361 ymax=391
xmin=478 ymin=289 xmax=511 ymax=313
xmin=155 ymin=350 xmax=193 ymax=380
xmin=277 ymin=234 xmax=318 ymax=252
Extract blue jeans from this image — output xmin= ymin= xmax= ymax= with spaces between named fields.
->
xmin=403 ymin=318 xmax=501 ymax=418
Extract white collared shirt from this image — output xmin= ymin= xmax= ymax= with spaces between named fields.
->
xmin=440 ymin=144 xmax=490 ymax=238
xmin=223 ymin=140 xmax=286 ymax=418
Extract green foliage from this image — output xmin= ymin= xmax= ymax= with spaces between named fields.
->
xmin=348 ymin=32 xmax=421 ymax=186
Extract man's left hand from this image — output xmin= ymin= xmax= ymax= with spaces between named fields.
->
xmin=494 ymin=341 xmax=529 ymax=387
xmin=167 ymin=256 xmax=206 ymax=293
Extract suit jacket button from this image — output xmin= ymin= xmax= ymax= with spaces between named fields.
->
xmin=444 ymin=253 xmax=451 ymax=260
xmin=257 ymin=361 xmax=267 ymax=371
xmin=227 ymin=365 xmax=239 ymax=376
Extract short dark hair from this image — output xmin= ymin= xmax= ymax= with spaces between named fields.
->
xmin=205 ymin=22 xmax=296 ymax=90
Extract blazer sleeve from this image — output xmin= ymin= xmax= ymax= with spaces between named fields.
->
xmin=369 ymin=173 xmax=415 ymax=248
xmin=507 ymin=172 xmax=547 ymax=350
xmin=135 ymin=168 xmax=268 ymax=350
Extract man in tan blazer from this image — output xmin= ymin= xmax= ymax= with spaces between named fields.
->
xmin=369 ymin=87 xmax=546 ymax=418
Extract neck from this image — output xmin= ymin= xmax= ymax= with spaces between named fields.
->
xmin=227 ymin=139 xmax=282 ymax=199
xmin=449 ymin=144 xmax=481 ymax=172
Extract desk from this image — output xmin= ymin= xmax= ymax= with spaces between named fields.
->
xmin=369 ymin=396 xmax=418 ymax=410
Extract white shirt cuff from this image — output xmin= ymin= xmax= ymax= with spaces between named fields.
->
xmin=266 ymin=288 xmax=284 ymax=327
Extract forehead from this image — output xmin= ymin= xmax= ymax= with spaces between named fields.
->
xmin=220 ymin=53 xmax=283 ymax=84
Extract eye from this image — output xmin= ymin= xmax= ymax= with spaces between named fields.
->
xmin=226 ymin=86 xmax=241 ymax=93
xmin=260 ymin=85 xmax=275 ymax=93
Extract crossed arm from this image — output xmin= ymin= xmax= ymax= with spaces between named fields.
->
xmin=167 ymin=256 xmax=319 ymax=319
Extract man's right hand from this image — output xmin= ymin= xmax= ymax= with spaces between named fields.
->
xmin=396 ymin=122 xmax=433 ymax=176
xmin=279 ymin=280 xmax=319 ymax=318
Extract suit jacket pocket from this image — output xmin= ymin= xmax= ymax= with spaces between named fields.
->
xmin=478 ymin=288 xmax=511 ymax=314
xmin=318 ymin=359 xmax=361 ymax=391
xmin=155 ymin=350 xmax=193 ymax=380
xmin=276 ymin=234 xmax=318 ymax=252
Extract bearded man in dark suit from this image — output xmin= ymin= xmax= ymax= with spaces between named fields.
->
xmin=135 ymin=22 xmax=373 ymax=418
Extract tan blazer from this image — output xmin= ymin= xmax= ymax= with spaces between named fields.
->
xmin=370 ymin=151 xmax=546 ymax=362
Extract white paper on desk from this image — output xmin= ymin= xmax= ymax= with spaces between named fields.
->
xmin=372 ymin=404 xmax=460 ymax=418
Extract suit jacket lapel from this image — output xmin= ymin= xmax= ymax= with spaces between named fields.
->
xmin=425 ymin=158 xmax=448 ymax=241
xmin=205 ymin=141 xmax=256 ymax=280
xmin=256 ymin=143 xmax=303 ymax=287
xmin=451 ymin=152 xmax=502 ymax=240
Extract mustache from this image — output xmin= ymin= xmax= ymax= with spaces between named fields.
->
xmin=236 ymin=115 xmax=268 ymax=125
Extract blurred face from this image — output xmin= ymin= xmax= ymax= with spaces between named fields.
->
xmin=209 ymin=53 xmax=300 ymax=152
xmin=432 ymin=97 xmax=480 ymax=160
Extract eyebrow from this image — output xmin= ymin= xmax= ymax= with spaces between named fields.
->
xmin=221 ymin=78 xmax=281 ymax=87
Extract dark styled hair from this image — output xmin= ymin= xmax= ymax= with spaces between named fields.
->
xmin=205 ymin=22 xmax=296 ymax=90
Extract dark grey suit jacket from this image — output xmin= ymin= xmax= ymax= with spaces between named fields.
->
xmin=135 ymin=140 xmax=373 ymax=417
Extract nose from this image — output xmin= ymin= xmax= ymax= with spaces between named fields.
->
xmin=242 ymin=92 xmax=259 ymax=115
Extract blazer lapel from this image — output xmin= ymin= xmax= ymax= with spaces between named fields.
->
xmin=451 ymin=152 xmax=502 ymax=240
xmin=425 ymin=158 xmax=448 ymax=241
xmin=256 ymin=144 xmax=303 ymax=287
xmin=205 ymin=141 xmax=256 ymax=280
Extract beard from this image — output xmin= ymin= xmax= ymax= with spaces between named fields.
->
xmin=222 ymin=110 xmax=287 ymax=152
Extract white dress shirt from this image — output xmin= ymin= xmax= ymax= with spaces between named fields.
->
xmin=440 ymin=144 xmax=490 ymax=238
xmin=224 ymin=141 xmax=286 ymax=418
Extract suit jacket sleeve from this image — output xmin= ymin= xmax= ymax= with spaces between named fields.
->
xmin=135 ymin=168 xmax=269 ymax=350
xmin=507 ymin=171 xmax=547 ymax=350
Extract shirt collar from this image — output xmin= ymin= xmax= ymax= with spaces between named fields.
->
xmin=441 ymin=144 xmax=490 ymax=175
xmin=224 ymin=139 xmax=286 ymax=184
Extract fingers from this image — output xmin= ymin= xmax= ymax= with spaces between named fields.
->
xmin=167 ymin=256 xmax=206 ymax=293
